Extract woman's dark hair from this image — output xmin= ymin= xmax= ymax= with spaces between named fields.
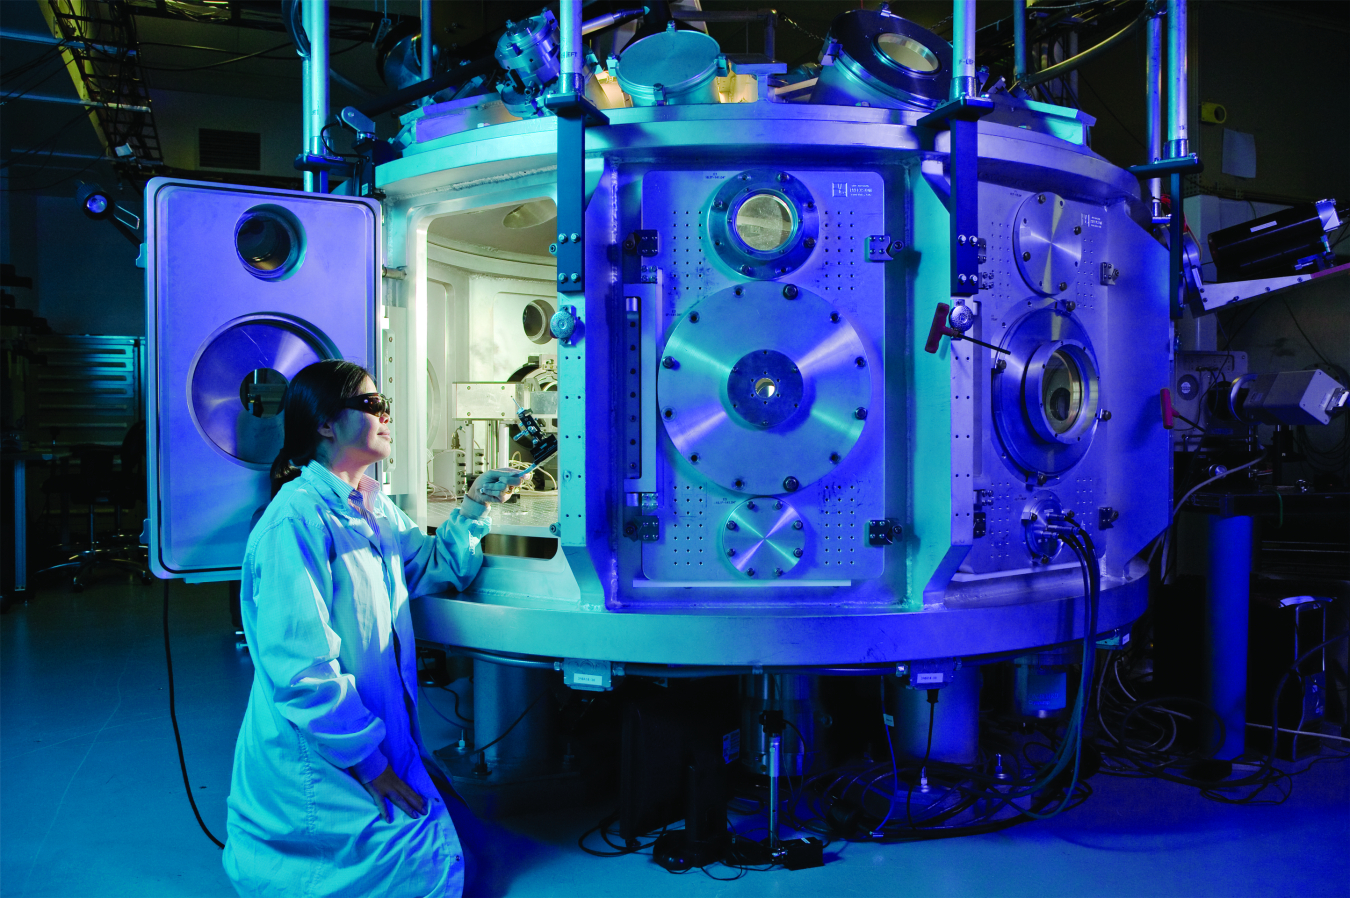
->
xmin=270 ymin=360 xmax=372 ymax=497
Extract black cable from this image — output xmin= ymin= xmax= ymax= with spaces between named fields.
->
xmin=906 ymin=690 xmax=938 ymax=826
xmin=471 ymin=687 xmax=548 ymax=758
xmin=133 ymin=40 xmax=296 ymax=72
xmin=437 ymin=685 xmax=473 ymax=722
xmin=163 ymin=579 xmax=226 ymax=850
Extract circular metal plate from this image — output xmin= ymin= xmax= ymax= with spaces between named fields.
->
xmin=658 ymin=283 xmax=870 ymax=494
xmin=991 ymin=308 xmax=1100 ymax=477
xmin=1013 ymin=192 xmax=1082 ymax=296
xmin=720 ymin=497 xmax=807 ymax=578
xmin=188 ymin=314 xmax=338 ymax=468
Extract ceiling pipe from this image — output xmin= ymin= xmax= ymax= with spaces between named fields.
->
xmin=1166 ymin=0 xmax=1188 ymax=158
xmin=1012 ymin=0 xmax=1027 ymax=84
xmin=558 ymin=0 xmax=583 ymax=95
xmin=1145 ymin=10 xmax=1165 ymax=220
xmin=951 ymin=0 xmax=977 ymax=100
xmin=420 ymin=0 xmax=433 ymax=82
xmin=301 ymin=0 xmax=329 ymax=193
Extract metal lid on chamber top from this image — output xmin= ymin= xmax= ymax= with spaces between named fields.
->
xmin=825 ymin=9 xmax=951 ymax=109
xmin=615 ymin=28 xmax=722 ymax=105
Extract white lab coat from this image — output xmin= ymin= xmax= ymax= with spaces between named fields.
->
xmin=223 ymin=461 xmax=487 ymax=898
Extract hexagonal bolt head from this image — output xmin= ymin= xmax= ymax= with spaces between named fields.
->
xmin=855 ymin=356 xmax=866 ymax=367
xmin=662 ymin=356 xmax=675 ymax=369
xmin=804 ymin=237 xmax=816 ymax=249
xmin=726 ymin=548 xmax=737 ymax=557
xmin=746 ymin=568 xmax=757 ymax=578
xmin=783 ymin=284 xmax=799 ymax=299
xmin=689 ymin=453 xmax=700 ymax=463
xmin=1057 ymin=281 xmax=1067 ymax=291
xmin=830 ymin=452 xmax=841 ymax=463
xmin=726 ymin=520 xmax=738 ymax=531
xmin=830 ymin=311 xmax=841 ymax=323
xmin=1023 ymin=251 xmax=1031 ymax=261
xmin=782 ymin=476 xmax=800 ymax=492
xmin=854 ymin=407 xmax=868 ymax=420
xmin=689 ymin=311 xmax=700 ymax=323
xmin=792 ymin=548 xmax=804 ymax=558
xmin=774 ymin=568 xmax=784 ymax=577
xmin=663 ymin=407 xmax=674 ymax=419
xmin=774 ymin=500 xmax=784 ymax=510
xmin=792 ymin=520 xmax=804 ymax=530
xmin=734 ymin=479 xmax=745 ymax=489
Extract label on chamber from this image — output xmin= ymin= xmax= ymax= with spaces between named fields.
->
xmin=723 ymin=730 xmax=741 ymax=764
xmin=882 ymin=713 xmax=895 ymax=727
xmin=914 ymin=672 xmax=944 ymax=685
xmin=572 ymin=673 xmax=604 ymax=686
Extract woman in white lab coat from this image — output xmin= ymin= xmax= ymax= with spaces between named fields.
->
xmin=223 ymin=360 xmax=519 ymax=898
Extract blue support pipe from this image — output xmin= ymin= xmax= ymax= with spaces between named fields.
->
xmin=1204 ymin=513 xmax=1252 ymax=760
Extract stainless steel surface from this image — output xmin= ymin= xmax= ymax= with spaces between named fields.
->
xmin=354 ymin=19 xmax=1170 ymax=665
xmin=1013 ymin=0 xmax=1027 ymax=84
xmin=1167 ymin=0 xmax=1188 ymax=158
xmin=419 ymin=0 xmax=432 ymax=82
xmin=1145 ymin=12 xmax=1164 ymax=218
xmin=656 ymin=282 xmax=871 ymax=497
xmin=558 ymin=0 xmax=582 ymax=92
xmin=990 ymin=308 xmax=1100 ymax=478
xmin=741 ymin=674 xmax=818 ymax=776
xmin=473 ymin=659 xmax=557 ymax=773
xmin=301 ymin=0 xmax=329 ymax=193
xmin=1013 ymin=192 xmax=1082 ymax=296
xmin=145 ymin=180 xmax=378 ymax=579
xmin=615 ymin=29 xmax=722 ymax=107
xmin=950 ymin=0 xmax=977 ymax=100
xmin=719 ymin=498 xmax=807 ymax=580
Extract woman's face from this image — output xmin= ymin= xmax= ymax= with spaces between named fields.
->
xmin=322 ymin=376 xmax=392 ymax=467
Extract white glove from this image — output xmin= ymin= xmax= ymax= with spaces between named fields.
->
xmin=465 ymin=468 xmax=526 ymax=505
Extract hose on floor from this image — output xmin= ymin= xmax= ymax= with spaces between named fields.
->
xmin=164 ymin=579 xmax=226 ymax=849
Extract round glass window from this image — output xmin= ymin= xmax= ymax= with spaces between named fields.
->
xmin=875 ymin=33 xmax=940 ymax=73
xmin=733 ymin=193 xmax=795 ymax=252
xmin=1041 ymin=349 xmax=1084 ymax=435
xmin=234 ymin=206 xmax=304 ymax=279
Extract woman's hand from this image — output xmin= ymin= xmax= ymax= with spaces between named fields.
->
xmin=358 ymin=764 xmax=426 ymax=823
xmin=466 ymin=468 xmax=526 ymax=505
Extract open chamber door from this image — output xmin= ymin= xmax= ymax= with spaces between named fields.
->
xmin=145 ymin=179 xmax=380 ymax=580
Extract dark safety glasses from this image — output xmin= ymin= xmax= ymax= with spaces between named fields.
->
xmin=343 ymin=393 xmax=393 ymax=418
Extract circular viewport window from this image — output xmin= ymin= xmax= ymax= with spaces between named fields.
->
xmin=734 ymin=193 xmax=796 ymax=253
xmin=235 ymin=205 xmax=304 ymax=279
xmin=875 ymin=33 xmax=940 ymax=73
xmin=1041 ymin=349 xmax=1085 ymax=435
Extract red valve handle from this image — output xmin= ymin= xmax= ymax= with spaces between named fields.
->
xmin=925 ymin=302 xmax=959 ymax=354
xmin=1160 ymin=388 xmax=1175 ymax=430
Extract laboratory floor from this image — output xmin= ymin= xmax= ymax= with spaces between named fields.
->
xmin=2 ymin=575 xmax=1347 ymax=898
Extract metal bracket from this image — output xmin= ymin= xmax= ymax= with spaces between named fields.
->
xmin=867 ymin=519 xmax=904 ymax=546
xmin=866 ymin=234 xmax=893 ymax=261
xmin=623 ymin=229 xmax=659 ymax=256
xmin=907 ymin=657 xmax=959 ymax=689
xmin=1098 ymin=506 xmax=1119 ymax=529
xmin=1100 ymin=261 xmax=1119 ymax=286
xmin=623 ymin=515 xmax=660 ymax=542
xmin=562 ymin=658 xmax=617 ymax=692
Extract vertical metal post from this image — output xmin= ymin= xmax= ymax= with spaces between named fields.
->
xmin=1013 ymin=0 xmax=1027 ymax=84
xmin=1145 ymin=11 xmax=1164 ymax=219
xmin=767 ymin=732 xmax=781 ymax=847
xmin=764 ymin=11 xmax=776 ymax=62
xmin=559 ymin=0 xmax=582 ymax=94
xmin=1204 ymin=513 xmax=1251 ymax=760
xmin=1166 ymin=0 xmax=1187 ymax=318
xmin=301 ymin=0 xmax=329 ymax=193
xmin=419 ymin=0 xmax=433 ymax=81
xmin=1166 ymin=0 xmax=1189 ymax=159
xmin=554 ymin=1 xmax=586 ymax=296
xmin=950 ymin=0 xmax=977 ymax=101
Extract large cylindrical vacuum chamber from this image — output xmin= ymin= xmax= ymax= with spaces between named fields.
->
xmin=375 ymin=8 xmax=1169 ymax=677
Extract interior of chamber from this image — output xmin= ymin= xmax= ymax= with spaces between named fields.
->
xmin=421 ymin=196 xmax=562 ymax=554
